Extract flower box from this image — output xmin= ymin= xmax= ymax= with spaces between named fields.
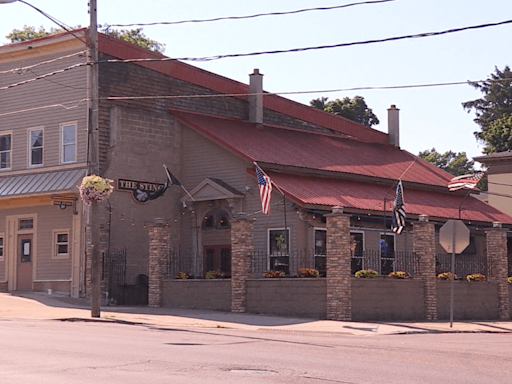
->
xmin=355 ymin=269 xmax=378 ymax=278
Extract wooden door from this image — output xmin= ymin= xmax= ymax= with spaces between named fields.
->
xmin=203 ymin=245 xmax=231 ymax=277
xmin=17 ymin=234 xmax=33 ymax=291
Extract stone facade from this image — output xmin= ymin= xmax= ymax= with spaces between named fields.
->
xmin=413 ymin=215 xmax=437 ymax=320
xmin=486 ymin=223 xmax=510 ymax=320
xmin=325 ymin=207 xmax=351 ymax=321
xmin=231 ymin=216 xmax=253 ymax=313
xmin=148 ymin=225 xmax=171 ymax=307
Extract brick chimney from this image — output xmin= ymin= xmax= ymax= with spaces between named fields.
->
xmin=388 ymin=104 xmax=400 ymax=147
xmin=249 ymin=68 xmax=263 ymax=125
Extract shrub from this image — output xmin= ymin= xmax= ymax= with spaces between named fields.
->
xmin=437 ymin=272 xmax=456 ymax=281
xmin=205 ymin=271 xmax=224 ymax=279
xmin=298 ymin=268 xmax=320 ymax=278
xmin=262 ymin=270 xmax=286 ymax=278
xmin=355 ymin=269 xmax=378 ymax=278
xmin=466 ymin=273 xmax=486 ymax=282
xmin=388 ymin=271 xmax=409 ymax=279
xmin=508 ymin=276 xmax=512 ymax=284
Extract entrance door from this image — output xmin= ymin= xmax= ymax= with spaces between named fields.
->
xmin=203 ymin=245 xmax=231 ymax=277
xmin=17 ymin=235 xmax=33 ymax=291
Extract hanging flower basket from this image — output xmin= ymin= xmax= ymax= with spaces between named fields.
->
xmin=79 ymin=175 xmax=114 ymax=205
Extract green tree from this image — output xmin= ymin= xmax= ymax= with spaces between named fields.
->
xmin=418 ymin=148 xmax=475 ymax=176
xmin=462 ymin=66 xmax=512 ymax=154
xmin=6 ymin=25 xmax=165 ymax=54
xmin=7 ymin=25 xmax=67 ymax=43
xmin=310 ymin=96 xmax=379 ymax=127
xmin=103 ymin=28 xmax=165 ymax=54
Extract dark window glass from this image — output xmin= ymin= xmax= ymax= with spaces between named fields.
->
xmin=19 ymin=219 xmax=33 ymax=229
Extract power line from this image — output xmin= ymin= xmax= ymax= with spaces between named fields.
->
xmin=0 ymin=50 xmax=86 ymax=75
xmin=104 ymin=0 xmax=396 ymax=29
xmin=0 ymin=63 xmax=88 ymax=92
xmin=96 ymin=19 xmax=512 ymax=63
xmin=13 ymin=0 xmax=87 ymax=45
xmin=0 ymin=98 xmax=87 ymax=117
xmin=2 ymin=76 xmax=512 ymax=115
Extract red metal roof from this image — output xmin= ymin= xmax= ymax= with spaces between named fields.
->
xmin=172 ymin=110 xmax=453 ymax=188
xmin=268 ymin=172 xmax=512 ymax=224
xmin=96 ymin=34 xmax=388 ymax=144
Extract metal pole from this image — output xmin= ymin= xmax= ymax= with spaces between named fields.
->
xmin=89 ymin=0 xmax=101 ymax=318
xmin=450 ymin=223 xmax=456 ymax=328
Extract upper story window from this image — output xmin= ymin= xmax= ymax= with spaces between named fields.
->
xmin=0 ymin=133 xmax=12 ymax=170
xmin=61 ymin=123 xmax=76 ymax=163
xmin=29 ymin=128 xmax=43 ymax=167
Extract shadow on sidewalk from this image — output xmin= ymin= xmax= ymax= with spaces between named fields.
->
xmin=11 ymin=292 xmax=318 ymax=327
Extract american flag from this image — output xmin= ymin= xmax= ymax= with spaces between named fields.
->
xmin=256 ymin=168 xmax=272 ymax=215
xmin=392 ymin=180 xmax=406 ymax=234
xmin=448 ymin=172 xmax=484 ymax=192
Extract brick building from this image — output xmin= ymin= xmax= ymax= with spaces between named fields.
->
xmin=1 ymin=29 xmax=511 ymax=308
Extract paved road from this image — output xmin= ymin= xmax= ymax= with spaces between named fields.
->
xmin=0 ymin=318 xmax=511 ymax=384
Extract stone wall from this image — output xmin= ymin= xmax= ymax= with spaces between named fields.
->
xmin=247 ymin=279 xmax=326 ymax=318
xmin=161 ymin=279 xmax=231 ymax=311
xmin=352 ymin=278 xmax=425 ymax=321
xmin=437 ymin=281 xmax=499 ymax=320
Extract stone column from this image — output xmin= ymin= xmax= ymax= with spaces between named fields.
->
xmin=325 ymin=206 xmax=351 ymax=321
xmin=231 ymin=215 xmax=253 ymax=313
xmin=413 ymin=215 xmax=437 ymax=320
xmin=486 ymin=222 xmax=510 ymax=320
xmin=148 ymin=224 xmax=171 ymax=308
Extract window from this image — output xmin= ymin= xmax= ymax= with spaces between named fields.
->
xmin=54 ymin=231 xmax=69 ymax=258
xmin=19 ymin=219 xmax=33 ymax=230
xmin=268 ymin=228 xmax=290 ymax=275
xmin=201 ymin=209 xmax=230 ymax=230
xmin=0 ymin=133 xmax=11 ymax=170
xmin=314 ymin=228 xmax=326 ymax=276
xmin=269 ymin=228 xmax=290 ymax=254
xmin=61 ymin=124 xmax=76 ymax=163
xmin=380 ymin=233 xmax=395 ymax=275
xmin=29 ymin=128 xmax=43 ymax=166
xmin=0 ymin=236 xmax=4 ymax=260
xmin=350 ymin=231 xmax=364 ymax=274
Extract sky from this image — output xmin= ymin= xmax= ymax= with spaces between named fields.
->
xmin=1 ymin=0 xmax=512 ymax=167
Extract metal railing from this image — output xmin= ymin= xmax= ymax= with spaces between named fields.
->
xmin=351 ymin=250 xmax=419 ymax=276
xmin=167 ymin=248 xmax=195 ymax=279
xmin=435 ymin=253 xmax=487 ymax=279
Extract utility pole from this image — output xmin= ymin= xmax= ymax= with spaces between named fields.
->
xmin=89 ymin=0 xmax=101 ymax=318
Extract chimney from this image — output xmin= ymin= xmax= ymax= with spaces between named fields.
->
xmin=249 ymin=68 xmax=263 ymax=125
xmin=388 ymin=104 xmax=400 ymax=147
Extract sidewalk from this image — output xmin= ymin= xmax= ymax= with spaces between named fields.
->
xmin=1 ymin=292 xmax=511 ymax=336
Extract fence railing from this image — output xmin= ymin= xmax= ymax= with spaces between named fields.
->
xmin=167 ymin=248 xmax=491 ymax=280
xmin=167 ymin=249 xmax=196 ymax=279
xmin=352 ymin=250 xmax=419 ymax=277
xmin=252 ymin=249 xmax=419 ymax=277
xmin=435 ymin=253 xmax=488 ymax=279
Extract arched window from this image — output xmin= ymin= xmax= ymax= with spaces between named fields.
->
xmin=201 ymin=209 xmax=230 ymax=230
